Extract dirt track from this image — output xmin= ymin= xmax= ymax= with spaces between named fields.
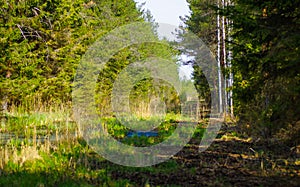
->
xmin=111 ymin=136 xmax=300 ymax=186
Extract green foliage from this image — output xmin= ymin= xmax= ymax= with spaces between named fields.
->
xmin=0 ymin=110 xmax=203 ymax=186
xmin=1 ymin=106 xmax=73 ymax=137
xmin=101 ymin=117 xmax=129 ymax=139
xmin=192 ymin=65 xmax=211 ymax=106
xmin=95 ymin=41 xmax=179 ymax=116
xmin=0 ymin=138 xmax=135 ymax=186
xmin=224 ymin=0 xmax=300 ymax=137
xmin=0 ymin=0 xmax=142 ymax=109
xmin=185 ymin=0 xmax=217 ymax=47
xmin=180 ymin=0 xmax=217 ymax=107
xmin=184 ymin=0 xmax=300 ymax=139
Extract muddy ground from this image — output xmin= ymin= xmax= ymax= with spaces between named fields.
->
xmin=109 ymin=132 xmax=300 ymax=186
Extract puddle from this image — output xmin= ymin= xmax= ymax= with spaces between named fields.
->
xmin=126 ymin=131 xmax=159 ymax=137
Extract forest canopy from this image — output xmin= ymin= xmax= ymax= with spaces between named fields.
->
xmin=184 ymin=0 xmax=300 ymax=142
xmin=0 ymin=0 xmax=178 ymax=114
xmin=1 ymin=0 xmax=299 ymax=144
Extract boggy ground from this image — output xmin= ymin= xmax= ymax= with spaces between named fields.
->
xmin=109 ymin=133 xmax=300 ymax=186
xmin=1 ymin=122 xmax=299 ymax=186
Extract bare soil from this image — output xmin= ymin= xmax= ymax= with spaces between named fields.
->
xmin=110 ymin=132 xmax=300 ymax=186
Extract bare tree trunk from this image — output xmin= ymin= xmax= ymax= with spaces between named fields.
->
xmin=227 ymin=0 xmax=234 ymax=116
xmin=217 ymin=0 xmax=223 ymax=114
xmin=222 ymin=0 xmax=228 ymax=114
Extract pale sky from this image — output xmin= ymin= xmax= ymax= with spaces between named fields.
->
xmin=134 ymin=0 xmax=191 ymax=26
xmin=133 ymin=0 xmax=193 ymax=80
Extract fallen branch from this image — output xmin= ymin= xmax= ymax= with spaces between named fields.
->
xmin=16 ymin=24 xmax=26 ymax=39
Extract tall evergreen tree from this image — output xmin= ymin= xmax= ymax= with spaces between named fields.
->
xmin=223 ymin=0 xmax=300 ymax=137
xmin=184 ymin=0 xmax=300 ymax=140
xmin=0 ymin=0 xmax=142 ymax=108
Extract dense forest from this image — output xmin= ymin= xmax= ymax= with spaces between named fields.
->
xmin=185 ymin=0 xmax=300 ymax=143
xmin=0 ymin=0 xmax=299 ymax=186
xmin=0 ymin=0 xmax=149 ymax=105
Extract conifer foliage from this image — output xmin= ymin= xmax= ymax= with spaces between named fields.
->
xmin=0 ymin=0 xmax=152 ymax=108
xmin=184 ymin=0 xmax=300 ymax=139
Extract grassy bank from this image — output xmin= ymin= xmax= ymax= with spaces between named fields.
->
xmin=0 ymin=106 xmax=205 ymax=186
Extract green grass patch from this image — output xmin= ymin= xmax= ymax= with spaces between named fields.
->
xmin=1 ymin=108 xmax=208 ymax=186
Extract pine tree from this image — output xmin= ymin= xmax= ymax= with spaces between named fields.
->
xmin=0 ymin=0 xmax=142 ymax=108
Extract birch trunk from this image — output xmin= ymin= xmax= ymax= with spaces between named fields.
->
xmin=217 ymin=0 xmax=223 ymax=114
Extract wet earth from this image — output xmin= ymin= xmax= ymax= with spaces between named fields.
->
xmin=109 ymin=135 xmax=300 ymax=186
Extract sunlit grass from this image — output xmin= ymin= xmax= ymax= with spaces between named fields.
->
xmin=0 ymin=104 xmax=207 ymax=186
